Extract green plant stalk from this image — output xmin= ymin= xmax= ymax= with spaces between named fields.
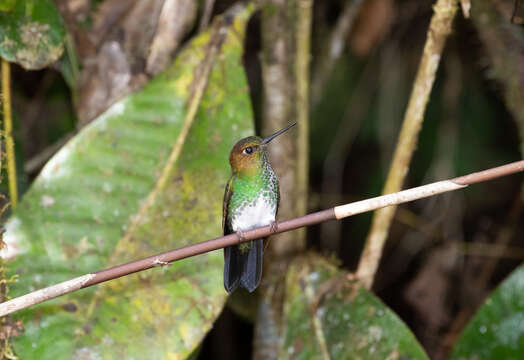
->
xmin=2 ymin=59 xmax=17 ymax=210
xmin=296 ymin=0 xmax=312 ymax=243
xmin=356 ymin=0 xmax=459 ymax=289
xmin=0 ymin=59 xmax=4 ymax=178
xmin=1 ymin=58 xmax=18 ymax=360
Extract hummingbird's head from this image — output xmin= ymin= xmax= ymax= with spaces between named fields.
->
xmin=229 ymin=136 xmax=265 ymax=176
xmin=229 ymin=122 xmax=296 ymax=177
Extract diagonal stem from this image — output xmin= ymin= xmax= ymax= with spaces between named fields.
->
xmin=356 ymin=0 xmax=459 ymax=289
xmin=0 ymin=160 xmax=521 ymax=317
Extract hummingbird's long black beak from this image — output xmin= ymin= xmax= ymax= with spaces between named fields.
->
xmin=261 ymin=122 xmax=297 ymax=145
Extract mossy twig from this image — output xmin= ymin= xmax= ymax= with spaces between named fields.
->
xmin=1 ymin=59 xmax=17 ymax=210
xmin=356 ymin=0 xmax=459 ymax=289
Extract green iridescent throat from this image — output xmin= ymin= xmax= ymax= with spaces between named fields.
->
xmin=229 ymin=165 xmax=278 ymax=214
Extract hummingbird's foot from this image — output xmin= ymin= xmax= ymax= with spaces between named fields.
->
xmin=237 ymin=231 xmax=246 ymax=243
xmin=152 ymin=258 xmax=171 ymax=267
xmin=269 ymin=220 xmax=278 ymax=233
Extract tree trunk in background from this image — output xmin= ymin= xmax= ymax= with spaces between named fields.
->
xmin=255 ymin=0 xmax=311 ymax=358
xmin=260 ymin=1 xmax=306 ymax=257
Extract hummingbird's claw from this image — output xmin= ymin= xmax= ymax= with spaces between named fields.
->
xmin=237 ymin=231 xmax=246 ymax=243
xmin=269 ymin=221 xmax=278 ymax=233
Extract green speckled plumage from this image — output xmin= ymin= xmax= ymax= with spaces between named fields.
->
xmin=223 ymin=123 xmax=295 ymax=293
xmin=224 ymin=159 xmax=279 ymax=253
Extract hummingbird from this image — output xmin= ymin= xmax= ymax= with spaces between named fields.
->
xmin=223 ymin=122 xmax=297 ymax=293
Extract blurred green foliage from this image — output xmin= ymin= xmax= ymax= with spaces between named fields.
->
xmin=450 ymin=264 xmax=524 ymax=360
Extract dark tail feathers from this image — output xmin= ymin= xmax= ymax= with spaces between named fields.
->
xmin=224 ymin=239 xmax=263 ymax=293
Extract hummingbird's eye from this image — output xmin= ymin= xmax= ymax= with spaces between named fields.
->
xmin=243 ymin=146 xmax=253 ymax=155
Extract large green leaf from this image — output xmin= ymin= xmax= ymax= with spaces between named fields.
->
xmin=0 ymin=0 xmax=66 ymax=69
xmin=450 ymin=264 xmax=524 ymax=360
xmin=3 ymin=5 xmax=253 ymax=359
xmin=281 ymin=255 xmax=429 ymax=359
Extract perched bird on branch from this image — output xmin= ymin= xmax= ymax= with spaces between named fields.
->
xmin=222 ymin=122 xmax=296 ymax=292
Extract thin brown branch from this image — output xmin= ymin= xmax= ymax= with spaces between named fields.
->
xmin=356 ymin=0 xmax=459 ymax=289
xmin=146 ymin=0 xmax=198 ymax=76
xmin=198 ymin=0 xmax=215 ymax=32
xmin=460 ymin=242 xmax=524 ymax=260
xmin=0 ymin=160 xmax=521 ymax=317
xmin=24 ymin=133 xmax=74 ymax=174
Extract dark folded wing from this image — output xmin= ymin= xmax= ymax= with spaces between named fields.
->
xmin=223 ymin=176 xmax=240 ymax=292
xmin=222 ymin=176 xmax=234 ymax=235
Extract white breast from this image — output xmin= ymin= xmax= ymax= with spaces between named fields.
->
xmin=231 ymin=195 xmax=276 ymax=232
